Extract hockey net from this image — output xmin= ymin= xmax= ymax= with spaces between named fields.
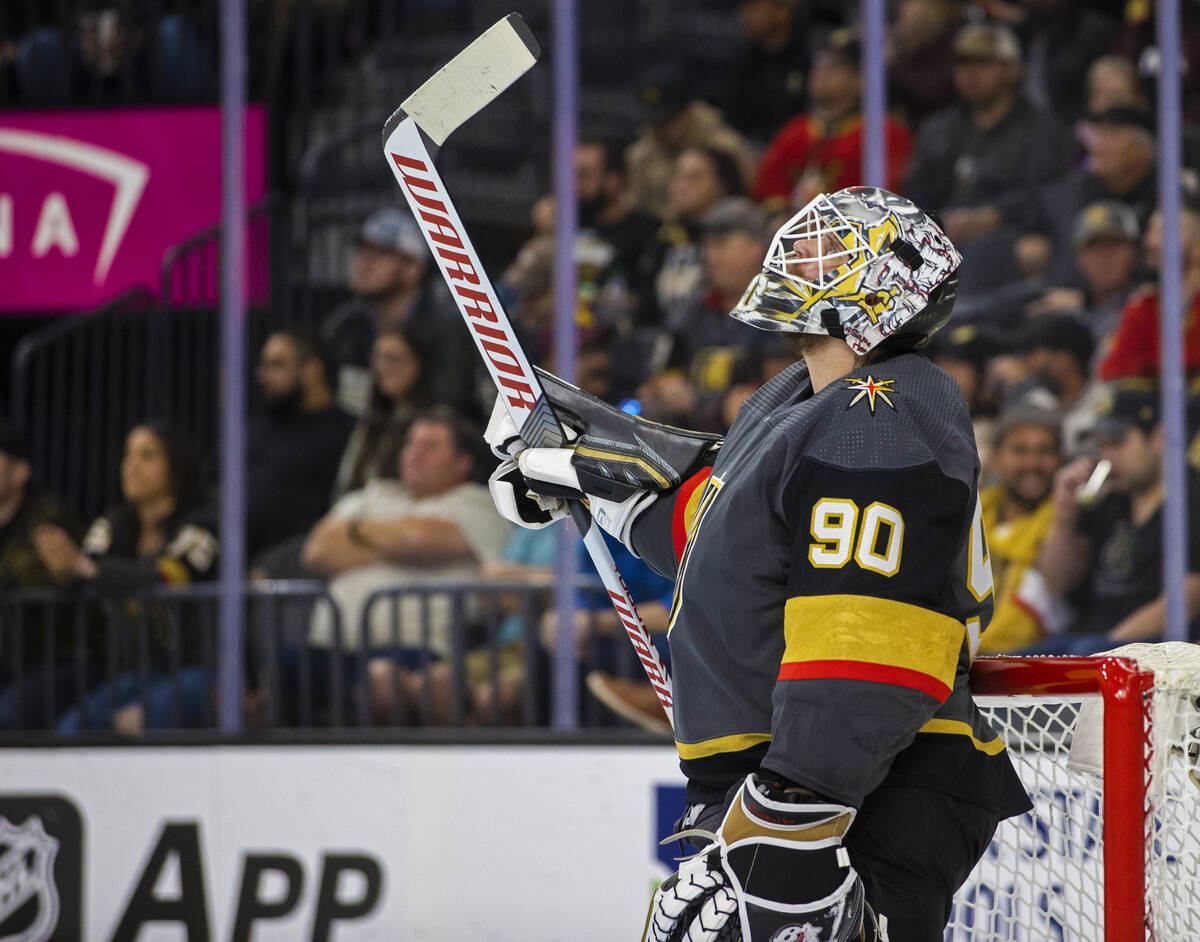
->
xmin=945 ymin=643 xmax=1200 ymax=941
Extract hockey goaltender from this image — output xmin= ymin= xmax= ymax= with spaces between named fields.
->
xmin=488 ymin=187 xmax=1032 ymax=942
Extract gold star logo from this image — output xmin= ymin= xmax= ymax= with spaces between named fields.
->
xmin=845 ymin=375 xmax=896 ymax=413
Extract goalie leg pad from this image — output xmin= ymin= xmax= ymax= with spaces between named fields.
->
xmin=647 ymin=774 xmax=866 ymax=942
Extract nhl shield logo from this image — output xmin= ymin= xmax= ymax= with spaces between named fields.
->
xmin=0 ymin=816 xmax=60 ymax=942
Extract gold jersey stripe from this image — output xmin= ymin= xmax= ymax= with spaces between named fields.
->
xmin=572 ymin=445 xmax=671 ymax=488
xmin=919 ymin=718 xmax=1006 ymax=756
xmin=675 ymin=731 xmax=772 ymax=760
xmin=783 ymin=594 xmax=964 ymax=694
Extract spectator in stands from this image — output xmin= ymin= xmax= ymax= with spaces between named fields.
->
xmin=902 ymin=23 xmax=1072 ymax=292
xmin=247 ymin=329 xmax=354 ymax=561
xmin=0 ymin=424 xmax=78 ymax=591
xmin=1099 ymin=202 xmax=1200 ymax=381
xmin=1008 ymin=106 xmax=1158 ymax=286
xmin=977 ymin=404 xmax=1069 ymax=652
xmin=322 ymin=208 xmax=478 ymax=419
xmin=723 ymin=0 xmax=815 ymax=147
xmin=506 ymin=140 xmax=659 ymax=354
xmin=924 ymin=323 xmax=1008 ymax=467
xmin=694 ymin=338 xmax=798 ymax=436
xmin=642 ymin=146 xmax=746 ymax=330
xmin=455 ymin=526 xmax=558 ymax=726
xmin=333 ymin=325 xmax=433 ymax=499
xmin=625 ymin=66 xmax=757 ymax=219
xmin=574 ymin=138 xmax=659 ymax=333
xmin=1005 ymin=0 xmax=1119 ymax=122
xmin=754 ymin=30 xmax=913 ymax=210
xmin=1085 ymin=54 xmax=1147 ymax=115
xmin=926 ymin=324 xmax=1006 ymax=417
xmin=1010 ymin=314 xmax=1100 ymax=456
xmin=638 ymin=197 xmax=771 ymax=427
xmin=499 ymin=227 xmax=556 ymax=360
xmin=1027 ymin=201 xmax=1143 ymax=343
xmin=0 ymin=424 xmax=85 ymax=729
xmin=76 ymin=8 xmax=136 ymax=100
xmin=1083 ymin=54 xmax=1200 ymax=178
xmin=466 ymin=530 xmax=675 ymax=732
xmin=1115 ymin=0 xmax=1200 ymax=125
xmin=1030 ymin=383 xmax=1200 ymax=653
xmin=39 ymin=422 xmax=219 ymax=733
xmin=301 ymin=407 xmax=509 ymax=725
xmin=886 ymin=0 xmax=965 ymax=126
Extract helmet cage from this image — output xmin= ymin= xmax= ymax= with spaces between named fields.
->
xmin=730 ymin=187 xmax=963 ymax=355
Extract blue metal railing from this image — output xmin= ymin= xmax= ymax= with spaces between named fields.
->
xmin=0 ymin=576 xmax=645 ymax=741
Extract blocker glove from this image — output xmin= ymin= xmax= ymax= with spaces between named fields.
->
xmin=486 ymin=446 xmax=657 ymax=546
xmin=643 ymin=773 xmax=869 ymax=942
xmin=487 ymin=458 xmax=571 ymax=529
xmin=483 ymin=386 xmax=719 ymax=550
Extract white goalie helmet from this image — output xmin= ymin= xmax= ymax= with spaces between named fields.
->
xmin=730 ymin=186 xmax=962 ymax=355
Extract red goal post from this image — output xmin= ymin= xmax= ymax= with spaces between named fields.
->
xmin=949 ymin=647 xmax=1200 ymax=941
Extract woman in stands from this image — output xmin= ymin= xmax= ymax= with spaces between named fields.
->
xmin=333 ymin=324 xmax=434 ymax=498
xmin=33 ymin=421 xmax=218 ymax=733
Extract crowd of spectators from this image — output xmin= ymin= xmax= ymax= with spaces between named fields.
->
xmin=5 ymin=0 xmax=1200 ymax=735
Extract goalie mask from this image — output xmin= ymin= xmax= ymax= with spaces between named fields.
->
xmin=730 ymin=186 xmax=962 ymax=355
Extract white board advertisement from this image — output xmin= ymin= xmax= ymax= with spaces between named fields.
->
xmin=0 ymin=746 xmax=1127 ymax=941
xmin=0 ymin=745 xmax=685 ymax=941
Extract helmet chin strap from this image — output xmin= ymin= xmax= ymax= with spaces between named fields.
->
xmin=820 ymin=307 xmax=845 ymax=340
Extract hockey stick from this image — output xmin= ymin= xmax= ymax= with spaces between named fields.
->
xmin=380 ymin=14 xmax=675 ymax=727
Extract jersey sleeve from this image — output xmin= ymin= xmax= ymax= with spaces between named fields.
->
xmin=760 ymin=456 xmax=982 ymax=808
xmin=89 ymin=514 xmax=220 ymax=589
xmin=629 ymin=465 xmax=714 ymax=580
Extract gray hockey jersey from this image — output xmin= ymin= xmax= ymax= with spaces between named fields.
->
xmin=632 ymin=352 xmax=1030 ymax=816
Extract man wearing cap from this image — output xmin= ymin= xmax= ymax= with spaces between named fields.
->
xmin=1028 ymin=201 xmax=1142 ymax=342
xmin=321 ymin=207 xmax=480 ymax=420
xmin=1099 ymin=202 xmax=1200 ymax=381
xmin=755 ymin=30 xmax=913 ymax=209
xmin=1006 ymin=105 xmax=1158 ymax=287
xmin=976 ymin=404 xmax=1069 ymax=652
xmin=625 ymin=67 xmax=756 ymax=220
xmin=1031 ymin=382 xmax=1200 ymax=653
xmin=904 ymin=22 xmax=1072 ymax=268
xmin=0 ymin=424 xmax=86 ymax=728
xmin=637 ymin=196 xmax=774 ymax=426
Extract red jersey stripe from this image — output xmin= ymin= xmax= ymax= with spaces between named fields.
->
xmin=778 ymin=658 xmax=953 ymax=703
xmin=672 ymin=466 xmax=713 ymax=562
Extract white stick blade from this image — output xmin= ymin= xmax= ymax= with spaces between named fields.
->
xmin=400 ymin=13 xmax=539 ymax=146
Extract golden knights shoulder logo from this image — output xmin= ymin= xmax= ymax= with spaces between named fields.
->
xmin=844 ymin=375 xmax=896 ymax=414
xmin=0 ymin=815 xmax=60 ymax=940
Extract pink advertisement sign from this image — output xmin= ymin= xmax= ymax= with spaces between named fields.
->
xmin=0 ymin=105 xmax=267 ymax=312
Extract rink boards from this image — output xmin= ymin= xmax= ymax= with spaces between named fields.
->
xmin=0 ymin=743 xmax=1106 ymax=941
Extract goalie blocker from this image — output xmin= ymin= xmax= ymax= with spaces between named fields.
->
xmin=486 ymin=369 xmax=722 ymax=548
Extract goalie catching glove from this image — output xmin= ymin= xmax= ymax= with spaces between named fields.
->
xmin=643 ymin=773 xmax=871 ymax=942
xmin=484 ymin=369 xmax=721 ymax=549
xmin=487 ymin=441 xmax=658 ymax=545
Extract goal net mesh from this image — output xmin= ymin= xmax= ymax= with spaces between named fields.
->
xmin=945 ymin=644 xmax=1200 ymax=941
